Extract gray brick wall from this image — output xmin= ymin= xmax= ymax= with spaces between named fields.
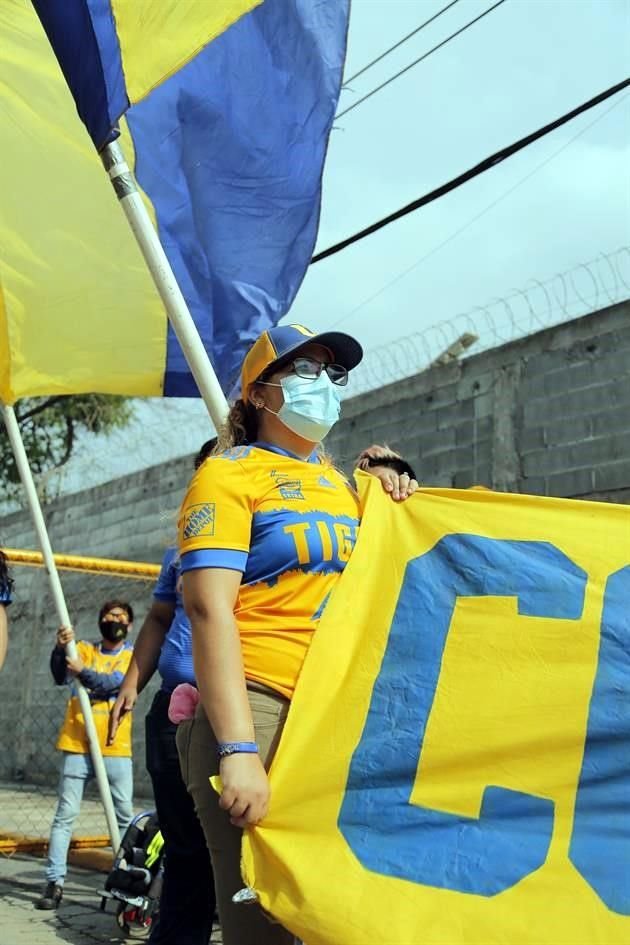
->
xmin=327 ymin=298 xmax=630 ymax=502
xmin=1 ymin=300 xmax=628 ymax=800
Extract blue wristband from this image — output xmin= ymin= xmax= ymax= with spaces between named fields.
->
xmin=217 ymin=741 xmax=259 ymax=758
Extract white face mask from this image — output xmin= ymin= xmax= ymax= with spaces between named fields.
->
xmin=261 ymin=371 xmax=342 ymax=442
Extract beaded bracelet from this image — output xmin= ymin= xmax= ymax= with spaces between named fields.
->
xmin=217 ymin=741 xmax=259 ymax=758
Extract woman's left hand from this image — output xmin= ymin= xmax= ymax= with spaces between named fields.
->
xmin=370 ymin=465 xmax=419 ymax=502
xmin=357 ymin=444 xmax=419 ymax=502
xmin=66 ymin=653 xmax=85 ymax=675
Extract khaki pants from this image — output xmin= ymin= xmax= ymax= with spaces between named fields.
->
xmin=176 ymin=687 xmax=295 ymax=945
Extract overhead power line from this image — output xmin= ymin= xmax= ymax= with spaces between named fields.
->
xmin=343 ymin=0 xmax=462 ymax=85
xmin=327 ymin=90 xmax=630 ymax=330
xmin=313 ymin=77 xmax=630 ymax=265
xmin=336 ymin=0 xmax=508 ymax=120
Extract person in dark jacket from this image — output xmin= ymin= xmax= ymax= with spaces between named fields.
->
xmin=109 ymin=440 xmax=217 ymax=945
xmin=0 ymin=548 xmax=13 ymax=671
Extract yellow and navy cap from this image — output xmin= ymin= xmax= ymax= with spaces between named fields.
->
xmin=241 ymin=324 xmax=363 ymax=399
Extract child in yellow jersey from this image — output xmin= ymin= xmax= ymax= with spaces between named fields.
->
xmin=35 ymin=599 xmax=135 ymax=911
xmin=175 ymin=324 xmax=418 ymax=945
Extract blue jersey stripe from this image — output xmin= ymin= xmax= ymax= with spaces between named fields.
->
xmin=181 ymin=548 xmax=248 ymax=573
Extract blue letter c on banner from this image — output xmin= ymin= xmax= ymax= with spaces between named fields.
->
xmin=569 ymin=565 xmax=630 ymax=914
xmin=338 ymin=535 xmax=587 ymax=896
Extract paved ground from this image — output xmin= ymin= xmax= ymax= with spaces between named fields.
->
xmin=0 ymin=782 xmax=227 ymax=944
xmin=0 ymin=852 xmax=127 ymax=945
xmin=0 ymin=852 xmax=222 ymax=945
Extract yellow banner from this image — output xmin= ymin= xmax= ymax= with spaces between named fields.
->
xmin=243 ymin=476 xmax=630 ymax=945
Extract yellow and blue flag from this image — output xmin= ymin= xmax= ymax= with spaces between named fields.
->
xmin=243 ymin=476 xmax=630 ymax=945
xmin=0 ymin=0 xmax=349 ymax=402
xmin=31 ymin=0 xmax=263 ymax=150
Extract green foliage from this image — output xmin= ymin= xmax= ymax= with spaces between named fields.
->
xmin=0 ymin=394 xmax=132 ymax=503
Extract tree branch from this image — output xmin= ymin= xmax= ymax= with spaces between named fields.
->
xmin=16 ymin=396 xmax=66 ymax=423
xmin=58 ymin=415 xmax=75 ymax=468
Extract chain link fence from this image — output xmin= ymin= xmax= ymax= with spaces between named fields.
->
xmin=0 ymin=561 xmax=161 ymax=853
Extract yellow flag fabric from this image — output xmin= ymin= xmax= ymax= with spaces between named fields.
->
xmin=0 ymin=1 xmax=165 ymax=404
xmin=0 ymin=0 xmax=259 ymax=403
xmin=243 ymin=476 xmax=630 ymax=945
xmin=111 ymin=0 xmax=262 ymax=104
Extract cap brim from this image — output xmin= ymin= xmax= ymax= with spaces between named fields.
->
xmin=311 ymin=331 xmax=363 ymax=370
xmin=271 ymin=330 xmax=363 ymax=373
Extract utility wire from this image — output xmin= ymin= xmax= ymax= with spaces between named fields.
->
xmin=314 ymin=76 xmax=630 ymax=264
xmin=343 ymin=0 xmax=462 ymax=85
xmin=336 ymin=0 xmax=508 ymax=120
xmin=327 ymin=91 xmax=630 ymax=330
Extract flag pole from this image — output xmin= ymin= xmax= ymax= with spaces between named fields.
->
xmin=1 ymin=404 xmax=121 ymax=851
xmin=100 ymin=142 xmax=229 ymax=430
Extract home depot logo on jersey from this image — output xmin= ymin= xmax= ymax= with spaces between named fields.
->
xmin=183 ymin=503 xmax=216 ymax=539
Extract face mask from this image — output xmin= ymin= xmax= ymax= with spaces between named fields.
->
xmin=100 ymin=620 xmax=128 ymax=643
xmin=263 ymin=371 xmax=341 ymax=442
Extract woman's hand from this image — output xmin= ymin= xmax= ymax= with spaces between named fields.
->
xmin=65 ymin=652 xmax=85 ymax=675
xmin=356 ymin=444 xmax=419 ymax=502
xmin=218 ymin=752 xmax=270 ymax=828
xmin=108 ymin=684 xmax=137 ymax=745
xmin=56 ymin=625 xmax=75 ymax=647
xmin=371 ymin=465 xmax=419 ymax=501
xmin=56 ymin=625 xmax=84 ymax=674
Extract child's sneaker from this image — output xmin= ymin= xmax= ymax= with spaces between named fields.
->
xmin=35 ymin=881 xmax=63 ymax=910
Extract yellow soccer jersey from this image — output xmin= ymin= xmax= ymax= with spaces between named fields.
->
xmin=56 ymin=640 xmax=133 ymax=757
xmin=178 ymin=442 xmax=361 ymax=699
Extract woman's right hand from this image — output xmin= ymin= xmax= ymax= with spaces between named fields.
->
xmin=218 ymin=752 xmax=270 ymax=827
xmin=56 ymin=625 xmax=75 ymax=647
xmin=108 ymin=684 xmax=137 ymax=745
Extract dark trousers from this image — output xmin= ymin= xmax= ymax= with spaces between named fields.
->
xmin=146 ymin=690 xmax=216 ymax=945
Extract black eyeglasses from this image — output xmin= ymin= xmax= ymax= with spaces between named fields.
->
xmin=284 ymin=357 xmax=349 ymax=386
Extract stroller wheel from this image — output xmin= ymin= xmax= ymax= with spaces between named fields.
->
xmin=115 ymin=902 xmax=153 ymax=940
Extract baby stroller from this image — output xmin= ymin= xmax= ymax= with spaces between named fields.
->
xmin=99 ymin=810 xmax=165 ymax=940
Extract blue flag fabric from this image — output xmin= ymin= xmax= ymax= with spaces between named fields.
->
xmin=128 ymin=1 xmax=350 ymax=396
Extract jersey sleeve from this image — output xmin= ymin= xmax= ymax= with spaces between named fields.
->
xmin=50 ymin=646 xmax=67 ymax=685
xmin=76 ymin=640 xmax=93 ymax=667
xmin=178 ymin=456 xmax=253 ymax=574
xmin=153 ymin=547 xmax=178 ymax=602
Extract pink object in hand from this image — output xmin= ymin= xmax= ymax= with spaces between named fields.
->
xmin=168 ymin=683 xmax=200 ymax=724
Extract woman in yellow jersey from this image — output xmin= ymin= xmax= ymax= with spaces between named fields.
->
xmin=176 ymin=325 xmax=417 ymax=945
xmin=36 ymin=600 xmax=135 ymax=911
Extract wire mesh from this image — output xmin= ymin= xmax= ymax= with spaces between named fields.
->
xmin=346 ymin=247 xmax=630 ymax=397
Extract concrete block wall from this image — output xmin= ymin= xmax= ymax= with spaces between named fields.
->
xmin=327 ymin=299 xmax=630 ymax=503
xmin=0 ymin=300 xmax=628 ymax=798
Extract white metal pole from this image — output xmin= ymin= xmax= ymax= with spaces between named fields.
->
xmin=1 ymin=404 xmax=121 ymax=851
xmin=101 ymin=141 xmax=229 ymax=430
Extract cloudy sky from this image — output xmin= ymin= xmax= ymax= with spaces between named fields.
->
xmin=293 ymin=0 xmax=629 ymax=353
xmin=33 ymin=0 xmax=630 ymax=498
